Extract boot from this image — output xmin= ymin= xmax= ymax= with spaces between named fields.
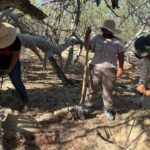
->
xmin=136 ymin=84 xmax=145 ymax=94
xmin=104 ymin=109 xmax=116 ymax=120
xmin=145 ymin=90 xmax=150 ymax=96
xmin=18 ymin=102 xmax=30 ymax=113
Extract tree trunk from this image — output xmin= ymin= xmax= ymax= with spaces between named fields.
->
xmin=48 ymin=57 xmax=73 ymax=85
xmin=18 ymin=34 xmax=78 ymax=85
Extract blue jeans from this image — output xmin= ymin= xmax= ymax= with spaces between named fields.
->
xmin=9 ymin=60 xmax=28 ymax=103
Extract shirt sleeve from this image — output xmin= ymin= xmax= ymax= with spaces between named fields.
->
xmin=8 ymin=36 xmax=21 ymax=51
xmin=117 ymin=41 xmax=125 ymax=54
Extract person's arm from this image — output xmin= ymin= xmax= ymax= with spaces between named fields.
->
xmin=117 ymin=52 xmax=124 ymax=78
xmin=5 ymin=51 xmax=20 ymax=74
xmin=5 ymin=36 xmax=21 ymax=74
xmin=139 ymin=58 xmax=149 ymax=84
xmin=116 ymin=38 xmax=125 ymax=78
xmin=136 ymin=58 xmax=149 ymax=94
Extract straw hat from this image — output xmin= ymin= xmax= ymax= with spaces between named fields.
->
xmin=101 ymin=20 xmax=121 ymax=34
xmin=0 ymin=22 xmax=16 ymax=49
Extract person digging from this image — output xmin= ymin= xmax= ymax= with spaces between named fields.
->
xmin=0 ymin=22 xmax=29 ymax=112
xmin=82 ymin=20 xmax=125 ymax=120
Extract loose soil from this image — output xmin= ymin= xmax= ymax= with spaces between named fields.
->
xmin=1 ymin=49 xmax=150 ymax=150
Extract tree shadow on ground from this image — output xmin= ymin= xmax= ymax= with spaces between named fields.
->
xmin=1 ymin=58 xmax=150 ymax=149
xmin=28 ymin=109 xmax=150 ymax=150
xmin=0 ymin=73 xmax=149 ymax=117
xmin=0 ymin=56 xmax=150 ymax=118
xmin=2 ymin=113 xmax=40 ymax=150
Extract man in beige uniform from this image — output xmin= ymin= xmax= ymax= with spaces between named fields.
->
xmin=84 ymin=20 xmax=124 ymax=120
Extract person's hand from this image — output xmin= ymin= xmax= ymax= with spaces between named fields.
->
xmin=136 ymin=84 xmax=145 ymax=94
xmin=145 ymin=90 xmax=150 ymax=96
xmin=117 ymin=67 xmax=123 ymax=78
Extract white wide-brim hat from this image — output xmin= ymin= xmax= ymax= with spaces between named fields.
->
xmin=0 ymin=22 xmax=16 ymax=49
xmin=100 ymin=20 xmax=121 ymax=34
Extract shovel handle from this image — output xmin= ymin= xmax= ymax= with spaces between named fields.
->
xmin=80 ymin=27 xmax=92 ymax=105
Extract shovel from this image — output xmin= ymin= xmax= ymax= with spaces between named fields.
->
xmin=72 ymin=27 xmax=92 ymax=120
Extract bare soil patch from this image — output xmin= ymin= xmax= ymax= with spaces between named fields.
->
xmin=1 ymin=49 xmax=150 ymax=150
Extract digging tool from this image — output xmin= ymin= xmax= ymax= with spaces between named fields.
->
xmin=72 ymin=27 xmax=92 ymax=120
xmin=79 ymin=27 xmax=91 ymax=105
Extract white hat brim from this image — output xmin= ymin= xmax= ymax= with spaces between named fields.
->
xmin=0 ymin=23 xmax=16 ymax=49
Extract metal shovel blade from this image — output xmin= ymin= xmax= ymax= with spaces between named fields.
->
xmin=75 ymin=106 xmax=90 ymax=120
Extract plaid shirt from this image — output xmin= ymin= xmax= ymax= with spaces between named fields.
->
xmin=90 ymin=35 xmax=124 ymax=68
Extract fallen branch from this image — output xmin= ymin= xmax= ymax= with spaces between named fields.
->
xmin=96 ymin=129 xmax=114 ymax=144
xmin=18 ymin=33 xmax=79 ymax=85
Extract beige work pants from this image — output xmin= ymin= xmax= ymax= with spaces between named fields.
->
xmin=85 ymin=65 xmax=117 ymax=110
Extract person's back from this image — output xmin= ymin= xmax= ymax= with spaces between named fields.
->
xmin=91 ymin=34 xmax=124 ymax=68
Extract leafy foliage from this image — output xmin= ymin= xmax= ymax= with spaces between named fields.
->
xmin=1 ymin=0 xmax=150 ymax=49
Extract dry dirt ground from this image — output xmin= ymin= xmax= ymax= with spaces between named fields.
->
xmin=1 ymin=49 xmax=150 ymax=150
